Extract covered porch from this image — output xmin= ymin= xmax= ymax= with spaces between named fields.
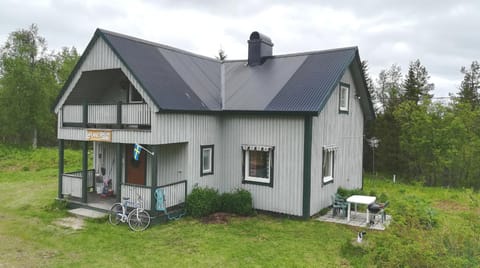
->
xmin=58 ymin=140 xmax=188 ymax=214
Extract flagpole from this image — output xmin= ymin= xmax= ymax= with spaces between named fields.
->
xmin=136 ymin=144 xmax=155 ymax=156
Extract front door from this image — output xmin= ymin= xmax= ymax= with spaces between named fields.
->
xmin=125 ymin=144 xmax=146 ymax=185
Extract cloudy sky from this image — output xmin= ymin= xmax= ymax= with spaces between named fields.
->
xmin=1 ymin=0 xmax=478 ymax=97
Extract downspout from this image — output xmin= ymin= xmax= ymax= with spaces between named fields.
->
xmin=302 ymin=115 xmax=313 ymax=219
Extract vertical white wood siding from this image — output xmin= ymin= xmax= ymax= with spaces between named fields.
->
xmin=309 ymin=68 xmax=365 ymax=215
xmin=221 ymin=115 xmax=305 ymax=216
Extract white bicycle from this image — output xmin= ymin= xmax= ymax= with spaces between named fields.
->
xmin=109 ymin=194 xmax=151 ymax=231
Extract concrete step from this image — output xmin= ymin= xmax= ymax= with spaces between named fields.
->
xmin=68 ymin=208 xmax=107 ymax=219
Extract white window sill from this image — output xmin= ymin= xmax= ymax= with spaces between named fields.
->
xmin=323 ymin=176 xmax=333 ymax=184
xmin=245 ymin=176 xmax=270 ymax=184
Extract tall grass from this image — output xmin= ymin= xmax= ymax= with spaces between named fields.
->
xmin=0 ymin=145 xmax=478 ymax=267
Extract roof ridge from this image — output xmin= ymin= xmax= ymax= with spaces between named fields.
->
xmin=97 ymin=28 xmax=221 ymax=63
xmin=223 ymin=46 xmax=358 ymax=63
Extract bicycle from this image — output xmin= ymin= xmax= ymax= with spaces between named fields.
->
xmin=109 ymin=194 xmax=151 ymax=231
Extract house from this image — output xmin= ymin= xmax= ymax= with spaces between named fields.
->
xmin=54 ymin=29 xmax=374 ymax=218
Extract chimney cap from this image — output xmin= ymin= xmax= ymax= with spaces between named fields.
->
xmin=249 ymin=31 xmax=273 ymax=46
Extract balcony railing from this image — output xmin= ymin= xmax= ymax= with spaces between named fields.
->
xmin=62 ymin=103 xmax=151 ymax=129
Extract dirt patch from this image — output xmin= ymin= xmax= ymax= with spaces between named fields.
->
xmin=53 ymin=217 xmax=84 ymax=230
xmin=433 ymin=200 xmax=469 ymax=212
xmin=201 ymin=212 xmax=234 ymax=224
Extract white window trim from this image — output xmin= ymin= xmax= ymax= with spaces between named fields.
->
xmin=339 ymin=83 xmax=350 ymax=112
xmin=200 ymin=145 xmax=214 ymax=176
xmin=245 ymin=150 xmax=271 ymax=183
xmin=322 ymin=145 xmax=337 ymax=184
xmin=202 ymin=148 xmax=212 ymax=173
xmin=242 ymin=145 xmax=274 ymax=186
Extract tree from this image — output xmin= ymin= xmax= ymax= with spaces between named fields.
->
xmin=0 ymin=24 xmax=79 ymax=147
xmin=366 ymin=64 xmax=405 ymax=174
xmin=402 ymin=59 xmax=434 ymax=104
xmin=375 ymin=64 xmax=403 ymax=113
xmin=456 ymin=61 xmax=480 ymax=108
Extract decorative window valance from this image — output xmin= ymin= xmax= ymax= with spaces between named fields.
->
xmin=241 ymin=145 xmax=273 ymax=152
xmin=323 ymin=145 xmax=338 ymax=152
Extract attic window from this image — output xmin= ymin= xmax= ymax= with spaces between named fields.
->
xmin=129 ymin=84 xmax=143 ymax=103
xmin=339 ymin=83 xmax=350 ymax=113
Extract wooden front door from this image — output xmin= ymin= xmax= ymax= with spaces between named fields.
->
xmin=125 ymin=144 xmax=146 ymax=185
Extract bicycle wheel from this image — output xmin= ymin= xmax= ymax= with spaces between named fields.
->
xmin=127 ymin=209 xmax=151 ymax=231
xmin=109 ymin=203 xmax=123 ymax=225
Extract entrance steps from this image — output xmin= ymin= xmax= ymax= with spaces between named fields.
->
xmin=68 ymin=208 xmax=107 ymax=219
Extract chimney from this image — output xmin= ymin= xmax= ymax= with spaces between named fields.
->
xmin=248 ymin=31 xmax=273 ymax=66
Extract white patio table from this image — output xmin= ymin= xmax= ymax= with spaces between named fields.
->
xmin=346 ymin=195 xmax=376 ymax=223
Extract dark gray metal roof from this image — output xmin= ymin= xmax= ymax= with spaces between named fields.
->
xmin=266 ymin=48 xmax=357 ymax=112
xmin=224 ymin=55 xmax=307 ymax=110
xmin=55 ymin=29 xmax=374 ymax=118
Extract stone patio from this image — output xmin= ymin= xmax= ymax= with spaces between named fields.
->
xmin=316 ymin=209 xmax=392 ymax=231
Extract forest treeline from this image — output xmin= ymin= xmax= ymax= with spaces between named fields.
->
xmin=0 ymin=25 xmax=478 ymax=189
xmin=363 ymin=58 xmax=480 ymax=189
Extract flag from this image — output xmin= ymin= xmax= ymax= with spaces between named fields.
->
xmin=133 ymin=144 xmax=142 ymax=161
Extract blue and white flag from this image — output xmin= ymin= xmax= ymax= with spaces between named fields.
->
xmin=133 ymin=144 xmax=142 ymax=161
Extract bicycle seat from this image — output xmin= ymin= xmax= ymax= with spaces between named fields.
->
xmin=122 ymin=197 xmax=130 ymax=201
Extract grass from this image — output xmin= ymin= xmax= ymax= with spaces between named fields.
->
xmin=0 ymin=145 xmax=479 ymax=267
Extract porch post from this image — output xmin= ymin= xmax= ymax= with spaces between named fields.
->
xmin=116 ymin=143 xmax=122 ymax=202
xmin=58 ymin=139 xmax=64 ymax=199
xmin=82 ymin=141 xmax=88 ymax=203
xmin=150 ymin=145 xmax=158 ymax=212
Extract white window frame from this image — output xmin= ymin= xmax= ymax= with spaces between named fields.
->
xmin=242 ymin=145 xmax=274 ymax=186
xmin=322 ymin=146 xmax=337 ymax=184
xmin=339 ymin=83 xmax=350 ymax=112
xmin=129 ymin=84 xmax=143 ymax=103
xmin=200 ymin=145 xmax=214 ymax=176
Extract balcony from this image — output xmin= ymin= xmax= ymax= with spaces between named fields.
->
xmin=61 ymin=103 xmax=151 ymax=129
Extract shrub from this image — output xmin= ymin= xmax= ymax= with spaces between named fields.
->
xmin=186 ymin=186 xmax=221 ymax=218
xmin=337 ymin=187 xmax=365 ymax=198
xmin=221 ymin=189 xmax=253 ymax=216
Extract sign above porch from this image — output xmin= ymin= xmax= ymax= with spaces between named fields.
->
xmin=86 ymin=129 xmax=112 ymax=142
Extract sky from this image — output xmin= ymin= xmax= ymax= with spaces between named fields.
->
xmin=1 ymin=0 xmax=478 ymax=98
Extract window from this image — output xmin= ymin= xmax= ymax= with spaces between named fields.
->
xmin=322 ymin=146 xmax=337 ymax=185
xmin=129 ymin=84 xmax=143 ymax=103
xmin=242 ymin=145 xmax=274 ymax=187
xmin=339 ymin=83 xmax=350 ymax=112
xmin=200 ymin=145 xmax=214 ymax=176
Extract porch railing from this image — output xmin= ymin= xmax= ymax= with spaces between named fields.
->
xmin=121 ymin=184 xmax=152 ymax=209
xmin=62 ymin=103 xmax=151 ymax=129
xmin=121 ymin=180 xmax=187 ymax=211
xmin=156 ymin=180 xmax=188 ymax=209
xmin=61 ymin=169 xmax=95 ymax=198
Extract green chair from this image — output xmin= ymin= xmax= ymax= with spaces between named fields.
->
xmin=331 ymin=195 xmax=348 ymax=218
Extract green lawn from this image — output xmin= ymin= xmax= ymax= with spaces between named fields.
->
xmin=0 ymin=145 xmax=479 ymax=267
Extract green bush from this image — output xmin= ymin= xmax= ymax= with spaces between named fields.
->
xmin=337 ymin=187 xmax=365 ymax=198
xmin=221 ymin=189 xmax=253 ymax=216
xmin=186 ymin=186 xmax=221 ymax=218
